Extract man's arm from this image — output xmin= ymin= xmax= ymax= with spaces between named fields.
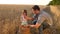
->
xmin=29 ymin=22 xmax=41 ymax=29
xmin=29 ymin=16 xmax=45 ymax=28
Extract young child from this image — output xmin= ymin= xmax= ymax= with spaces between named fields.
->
xmin=20 ymin=10 xmax=28 ymax=26
xmin=20 ymin=10 xmax=31 ymax=34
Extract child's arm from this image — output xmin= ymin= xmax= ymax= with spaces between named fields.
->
xmin=25 ymin=16 xmax=34 ymax=20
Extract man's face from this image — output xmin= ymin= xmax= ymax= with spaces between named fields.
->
xmin=32 ymin=9 xmax=40 ymax=14
xmin=32 ymin=9 xmax=36 ymax=14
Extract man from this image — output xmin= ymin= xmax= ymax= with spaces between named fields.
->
xmin=25 ymin=5 xmax=53 ymax=34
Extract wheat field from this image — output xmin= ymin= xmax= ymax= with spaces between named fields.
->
xmin=0 ymin=5 xmax=60 ymax=34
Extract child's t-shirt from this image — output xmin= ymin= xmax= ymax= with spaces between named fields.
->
xmin=20 ymin=15 xmax=28 ymax=26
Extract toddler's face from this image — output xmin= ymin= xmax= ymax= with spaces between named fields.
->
xmin=23 ymin=13 xmax=27 ymax=16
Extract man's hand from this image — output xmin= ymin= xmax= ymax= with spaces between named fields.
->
xmin=30 ymin=25 xmax=35 ymax=27
xmin=35 ymin=23 xmax=41 ymax=28
xmin=29 ymin=23 xmax=41 ymax=29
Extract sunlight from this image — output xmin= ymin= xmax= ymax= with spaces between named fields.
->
xmin=0 ymin=0 xmax=52 ymax=5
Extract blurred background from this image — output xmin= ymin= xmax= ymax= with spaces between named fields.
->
xmin=0 ymin=0 xmax=60 ymax=34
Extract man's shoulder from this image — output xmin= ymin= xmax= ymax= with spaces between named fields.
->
xmin=41 ymin=11 xmax=48 ymax=14
xmin=41 ymin=11 xmax=50 ymax=16
xmin=38 ymin=11 xmax=52 ymax=19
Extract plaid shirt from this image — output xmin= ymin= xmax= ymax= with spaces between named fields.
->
xmin=33 ymin=11 xmax=53 ymax=26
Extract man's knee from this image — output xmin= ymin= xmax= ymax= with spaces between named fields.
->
xmin=43 ymin=22 xmax=50 ymax=30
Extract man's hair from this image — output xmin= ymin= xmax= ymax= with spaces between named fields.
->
xmin=32 ymin=5 xmax=40 ymax=11
xmin=23 ymin=9 xmax=27 ymax=15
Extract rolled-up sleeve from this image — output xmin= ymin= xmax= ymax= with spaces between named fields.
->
xmin=37 ymin=15 xmax=45 ymax=24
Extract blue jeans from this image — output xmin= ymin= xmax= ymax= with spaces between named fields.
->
xmin=38 ymin=22 xmax=50 ymax=34
xmin=38 ymin=25 xmax=43 ymax=34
